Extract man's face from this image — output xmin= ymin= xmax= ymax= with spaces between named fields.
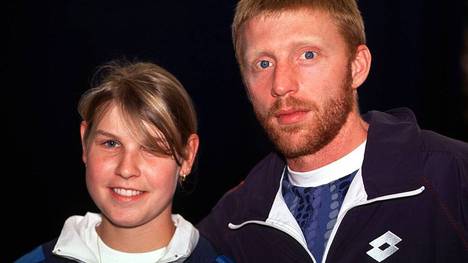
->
xmin=240 ymin=9 xmax=356 ymax=158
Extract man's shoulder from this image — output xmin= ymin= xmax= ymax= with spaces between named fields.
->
xmin=197 ymin=152 xmax=284 ymax=227
xmin=363 ymin=107 xmax=418 ymax=125
xmin=420 ymin=129 xmax=468 ymax=159
xmin=365 ymin=107 xmax=468 ymax=157
xmin=197 ymin=152 xmax=286 ymax=256
xmin=220 ymin=152 xmax=284 ymax=199
xmin=248 ymin=152 xmax=285 ymax=177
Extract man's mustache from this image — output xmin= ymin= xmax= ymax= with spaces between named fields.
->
xmin=267 ymin=96 xmax=318 ymax=118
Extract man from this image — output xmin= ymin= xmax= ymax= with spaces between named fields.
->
xmin=199 ymin=0 xmax=468 ymax=262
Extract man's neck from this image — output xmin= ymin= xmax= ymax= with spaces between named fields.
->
xmin=287 ymin=111 xmax=368 ymax=172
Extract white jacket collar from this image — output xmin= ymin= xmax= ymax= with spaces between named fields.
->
xmin=162 ymin=214 xmax=200 ymax=263
xmin=53 ymin=212 xmax=199 ymax=263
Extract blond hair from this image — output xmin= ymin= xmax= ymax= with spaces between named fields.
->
xmin=232 ymin=0 xmax=366 ymax=62
xmin=78 ymin=60 xmax=197 ymax=165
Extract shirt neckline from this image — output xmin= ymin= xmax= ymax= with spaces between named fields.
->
xmin=287 ymin=141 xmax=366 ymax=187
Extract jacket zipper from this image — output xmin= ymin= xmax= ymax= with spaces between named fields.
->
xmin=229 ymin=186 xmax=425 ymax=263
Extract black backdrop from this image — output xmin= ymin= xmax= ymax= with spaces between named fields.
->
xmin=6 ymin=0 xmax=467 ymax=261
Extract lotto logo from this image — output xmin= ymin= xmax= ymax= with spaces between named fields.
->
xmin=366 ymin=231 xmax=402 ymax=262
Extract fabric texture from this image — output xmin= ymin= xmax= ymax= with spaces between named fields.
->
xmin=282 ymin=170 xmax=357 ymax=262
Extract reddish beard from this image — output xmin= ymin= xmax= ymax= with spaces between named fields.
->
xmin=253 ymin=71 xmax=354 ymax=159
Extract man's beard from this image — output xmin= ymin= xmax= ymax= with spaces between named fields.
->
xmin=253 ymin=71 xmax=354 ymax=159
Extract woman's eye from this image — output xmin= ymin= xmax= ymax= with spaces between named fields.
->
xmin=257 ymin=60 xmax=272 ymax=69
xmin=301 ymin=51 xmax=317 ymax=60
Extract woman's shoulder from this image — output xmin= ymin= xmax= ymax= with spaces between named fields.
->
xmin=14 ymin=238 xmax=72 ymax=263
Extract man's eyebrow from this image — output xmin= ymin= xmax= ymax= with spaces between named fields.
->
xmin=94 ymin=129 xmax=119 ymax=139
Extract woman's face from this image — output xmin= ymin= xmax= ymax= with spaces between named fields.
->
xmin=81 ymin=104 xmax=191 ymax=230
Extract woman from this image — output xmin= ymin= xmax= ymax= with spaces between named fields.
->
xmin=16 ymin=61 xmax=225 ymax=263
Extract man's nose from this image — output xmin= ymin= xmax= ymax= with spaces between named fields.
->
xmin=271 ymin=63 xmax=298 ymax=97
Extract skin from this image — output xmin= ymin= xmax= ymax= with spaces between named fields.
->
xmin=240 ymin=9 xmax=371 ymax=172
xmin=80 ymin=103 xmax=199 ymax=252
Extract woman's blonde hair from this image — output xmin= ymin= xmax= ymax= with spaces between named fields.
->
xmin=78 ymin=60 xmax=197 ymax=165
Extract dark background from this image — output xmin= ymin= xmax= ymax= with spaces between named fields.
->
xmin=6 ymin=0 xmax=467 ymax=261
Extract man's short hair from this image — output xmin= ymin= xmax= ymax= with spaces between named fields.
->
xmin=232 ymin=0 xmax=366 ymax=63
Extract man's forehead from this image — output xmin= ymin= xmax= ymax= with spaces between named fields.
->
xmin=240 ymin=9 xmax=337 ymax=50
xmin=247 ymin=6 xmax=329 ymax=24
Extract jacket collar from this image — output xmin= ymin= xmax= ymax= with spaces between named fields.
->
xmin=53 ymin=213 xmax=199 ymax=263
xmin=361 ymin=108 xmax=425 ymax=199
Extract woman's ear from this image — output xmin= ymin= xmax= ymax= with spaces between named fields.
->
xmin=180 ymin=134 xmax=200 ymax=176
xmin=350 ymin=44 xmax=372 ymax=90
xmin=80 ymin=121 xmax=88 ymax=165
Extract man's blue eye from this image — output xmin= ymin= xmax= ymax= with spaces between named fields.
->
xmin=104 ymin=140 xmax=118 ymax=147
xmin=304 ymin=51 xmax=315 ymax=59
xmin=259 ymin=60 xmax=270 ymax=69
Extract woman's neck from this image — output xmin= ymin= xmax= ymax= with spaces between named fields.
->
xmin=96 ymin=211 xmax=175 ymax=253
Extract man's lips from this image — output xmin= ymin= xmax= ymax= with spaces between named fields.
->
xmin=274 ymin=109 xmax=309 ymax=125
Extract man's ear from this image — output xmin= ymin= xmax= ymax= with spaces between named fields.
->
xmin=180 ymin=134 xmax=200 ymax=176
xmin=350 ymin=44 xmax=372 ymax=90
xmin=80 ymin=121 xmax=88 ymax=165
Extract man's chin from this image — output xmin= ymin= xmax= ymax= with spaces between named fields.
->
xmin=269 ymin=131 xmax=310 ymax=157
xmin=268 ymin=120 xmax=305 ymax=134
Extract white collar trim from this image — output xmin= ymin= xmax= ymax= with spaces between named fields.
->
xmin=53 ymin=213 xmax=199 ymax=263
xmin=267 ymin=168 xmax=308 ymax=248
xmin=287 ymin=141 xmax=366 ymax=187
